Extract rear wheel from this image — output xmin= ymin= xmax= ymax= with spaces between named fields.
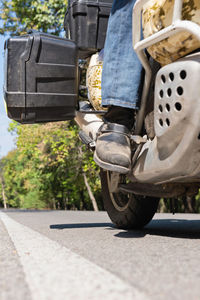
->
xmin=100 ymin=169 xmax=159 ymax=229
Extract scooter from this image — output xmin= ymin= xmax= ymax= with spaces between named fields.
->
xmin=4 ymin=0 xmax=200 ymax=229
xmin=75 ymin=0 xmax=200 ymax=229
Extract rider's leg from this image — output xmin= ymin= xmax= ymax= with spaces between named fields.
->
xmin=94 ymin=0 xmax=143 ymax=174
xmin=102 ymin=0 xmax=143 ymax=111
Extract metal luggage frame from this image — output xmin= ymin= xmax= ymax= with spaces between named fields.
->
xmin=132 ymin=0 xmax=200 ymax=134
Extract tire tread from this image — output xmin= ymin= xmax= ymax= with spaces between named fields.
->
xmin=100 ymin=169 xmax=159 ymax=229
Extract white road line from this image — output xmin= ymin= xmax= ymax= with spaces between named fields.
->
xmin=0 ymin=212 xmax=148 ymax=300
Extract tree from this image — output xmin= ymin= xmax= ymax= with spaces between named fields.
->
xmin=0 ymin=0 xmax=68 ymax=36
xmin=0 ymin=160 xmax=7 ymax=209
xmin=1 ymin=121 xmax=102 ymax=210
xmin=0 ymin=0 xmax=102 ymax=210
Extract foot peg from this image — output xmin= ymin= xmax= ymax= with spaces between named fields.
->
xmin=79 ymin=131 xmax=96 ymax=150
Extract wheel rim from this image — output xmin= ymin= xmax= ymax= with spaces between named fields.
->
xmin=106 ymin=171 xmax=132 ymax=212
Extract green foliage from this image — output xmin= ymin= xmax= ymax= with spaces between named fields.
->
xmin=0 ymin=0 xmax=103 ymax=210
xmin=0 ymin=0 xmax=68 ymax=36
xmin=1 ymin=121 xmax=102 ymax=210
xmin=158 ymin=194 xmax=200 ymax=214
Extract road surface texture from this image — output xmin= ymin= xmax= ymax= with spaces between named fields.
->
xmin=1 ymin=210 xmax=200 ymax=300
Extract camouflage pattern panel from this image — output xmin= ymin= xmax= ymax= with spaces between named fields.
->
xmin=86 ymin=53 xmax=107 ymax=111
xmin=142 ymin=0 xmax=200 ymax=65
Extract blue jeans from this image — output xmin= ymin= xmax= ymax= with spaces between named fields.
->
xmin=101 ymin=0 xmax=143 ymax=109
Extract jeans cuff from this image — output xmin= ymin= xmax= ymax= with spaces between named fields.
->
xmin=101 ymin=98 xmax=139 ymax=110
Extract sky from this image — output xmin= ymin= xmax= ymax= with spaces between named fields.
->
xmin=0 ymin=34 xmax=16 ymax=158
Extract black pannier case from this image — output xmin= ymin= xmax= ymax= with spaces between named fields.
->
xmin=64 ymin=0 xmax=113 ymax=58
xmin=4 ymin=32 xmax=78 ymax=123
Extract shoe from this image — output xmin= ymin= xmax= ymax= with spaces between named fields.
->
xmin=94 ymin=106 xmax=135 ymax=173
xmin=94 ymin=122 xmax=132 ymax=174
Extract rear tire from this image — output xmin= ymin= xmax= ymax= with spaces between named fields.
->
xmin=100 ymin=169 xmax=159 ymax=229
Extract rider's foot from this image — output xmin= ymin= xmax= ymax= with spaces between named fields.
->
xmin=94 ymin=106 xmax=135 ymax=174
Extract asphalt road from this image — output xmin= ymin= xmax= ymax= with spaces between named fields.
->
xmin=1 ymin=210 xmax=200 ymax=300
